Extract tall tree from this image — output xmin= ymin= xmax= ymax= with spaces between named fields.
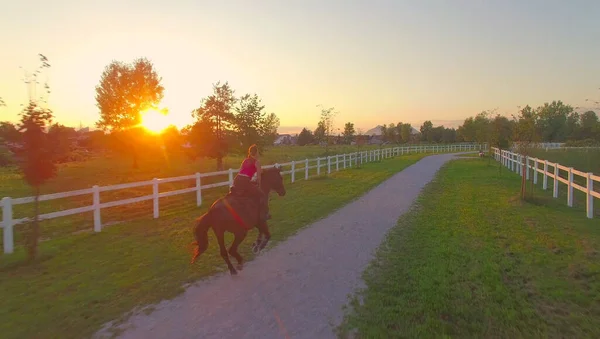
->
xmin=535 ymin=100 xmax=573 ymax=142
xmin=579 ymin=110 xmax=599 ymax=140
xmin=316 ymin=105 xmax=338 ymax=155
xmin=400 ymin=123 xmax=412 ymax=143
xmin=420 ymin=120 xmax=434 ymax=142
xmin=14 ymin=54 xmax=56 ymax=261
xmin=95 ymin=57 xmax=164 ymax=168
xmin=297 ymin=128 xmax=314 ymax=146
xmin=233 ymin=93 xmax=279 ymax=152
xmin=191 ymin=81 xmax=236 ymax=170
xmin=385 ymin=123 xmax=397 ymax=143
xmin=342 ymin=122 xmax=355 ymax=144
xmin=512 ymin=105 xmax=540 ymax=200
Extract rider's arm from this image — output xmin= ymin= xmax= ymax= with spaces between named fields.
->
xmin=255 ymin=159 xmax=262 ymax=186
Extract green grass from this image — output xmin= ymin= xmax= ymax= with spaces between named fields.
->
xmin=528 ymin=148 xmax=600 ymax=174
xmin=337 ymin=158 xmax=600 ymax=339
xmin=0 ymin=144 xmax=390 ymax=247
xmin=0 ymin=152 xmax=429 ymax=339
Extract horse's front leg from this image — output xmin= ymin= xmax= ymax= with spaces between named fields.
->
xmin=254 ymin=221 xmax=271 ymax=253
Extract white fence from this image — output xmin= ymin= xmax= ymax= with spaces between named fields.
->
xmin=492 ymin=147 xmax=599 ymax=219
xmin=1 ymin=143 xmax=486 ymax=254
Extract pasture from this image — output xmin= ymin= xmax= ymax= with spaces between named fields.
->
xmin=337 ymin=158 xmax=600 ymax=338
xmin=0 ymin=144 xmax=387 ymax=249
xmin=528 ymin=147 xmax=600 ymax=174
xmin=0 ymin=148 xmax=430 ymax=339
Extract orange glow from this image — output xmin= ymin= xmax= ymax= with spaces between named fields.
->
xmin=140 ymin=109 xmax=170 ymax=134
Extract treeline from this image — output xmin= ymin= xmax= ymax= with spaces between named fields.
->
xmin=0 ymin=56 xmax=281 ymax=171
xmin=457 ymin=101 xmax=600 ymax=149
xmin=291 ymin=101 xmax=599 ymax=148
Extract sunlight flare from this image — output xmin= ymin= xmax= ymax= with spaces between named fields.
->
xmin=140 ymin=109 xmax=170 ymax=134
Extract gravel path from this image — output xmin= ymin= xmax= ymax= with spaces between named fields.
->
xmin=94 ymin=153 xmax=463 ymax=339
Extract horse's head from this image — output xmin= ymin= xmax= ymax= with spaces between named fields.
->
xmin=261 ymin=165 xmax=286 ymax=196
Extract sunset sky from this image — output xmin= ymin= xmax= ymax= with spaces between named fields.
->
xmin=1 ymin=0 xmax=599 ymax=134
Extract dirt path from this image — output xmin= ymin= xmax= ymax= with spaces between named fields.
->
xmin=94 ymin=153 xmax=465 ymax=339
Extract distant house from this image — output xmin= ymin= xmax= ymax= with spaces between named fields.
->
xmin=273 ymin=134 xmax=295 ymax=145
xmin=364 ymin=125 xmax=420 ymax=144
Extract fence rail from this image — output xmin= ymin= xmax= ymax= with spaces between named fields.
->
xmin=1 ymin=143 xmax=486 ymax=254
xmin=492 ymin=147 xmax=599 ymax=219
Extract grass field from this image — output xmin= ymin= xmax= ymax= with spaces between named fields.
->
xmin=0 ymin=150 xmax=431 ymax=339
xmin=528 ymin=148 xmax=600 ymax=174
xmin=337 ymin=158 xmax=600 ymax=338
xmin=0 ymin=144 xmax=391 ymax=248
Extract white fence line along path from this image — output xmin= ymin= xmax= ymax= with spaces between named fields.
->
xmin=1 ymin=143 xmax=486 ymax=254
xmin=492 ymin=147 xmax=599 ymax=219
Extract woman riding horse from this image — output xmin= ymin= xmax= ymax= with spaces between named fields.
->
xmin=232 ymin=144 xmax=270 ymax=223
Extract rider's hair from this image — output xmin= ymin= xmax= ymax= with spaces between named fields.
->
xmin=248 ymin=144 xmax=258 ymax=158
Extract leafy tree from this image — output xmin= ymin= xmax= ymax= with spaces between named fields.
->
xmin=316 ymin=104 xmax=338 ymax=155
xmin=385 ymin=123 xmax=397 ymax=143
xmin=233 ymin=93 xmax=279 ymax=152
xmin=0 ymin=122 xmax=22 ymax=144
xmin=191 ymin=81 xmax=236 ymax=170
xmin=579 ymin=110 xmax=599 ymax=140
xmin=297 ymin=128 xmax=314 ymax=146
xmin=0 ymin=97 xmax=5 ymax=108
xmin=11 ymin=54 xmax=56 ymax=261
xmin=95 ymin=57 xmax=164 ymax=167
xmin=490 ymin=114 xmax=513 ymax=150
xmin=47 ymin=123 xmax=77 ymax=163
xmin=342 ymin=122 xmax=355 ymax=144
xmin=314 ymin=121 xmax=326 ymax=144
xmin=512 ymin=105 xmax=540 ymax=200
xmin=535 ymin=100 xmax=573 ymax=142
xmin=400 ymin=123 xmax=412 ymax=143
xmin=161 ymin=125 xmax=183 ymax=154
xmin=420 ymin=120 xmax=434 ymax=142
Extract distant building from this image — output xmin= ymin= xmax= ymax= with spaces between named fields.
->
xmin=273 ymin=134 xmax=296 ymax=145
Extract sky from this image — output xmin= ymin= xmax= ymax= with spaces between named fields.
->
xmin=1 ymin=0 xmax=599 ymax=135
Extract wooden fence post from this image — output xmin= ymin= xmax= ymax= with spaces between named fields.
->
xmin=567 ymin=168 xmax=574 ymax=207
xmin=327 ymin=157 xmax=331 ymax=174
xmin=543 ymin=160 xmax=548 ymax=190
xmin=228 ymin=168 xmax=234 ymax=186
xmin=336 ymin=155 xmax=339 ymax=171
xmin=2 ymin=197 xmax=14 ymax=254
xmin=317 ymin=158 xmax=321 ymax=176
xmin=291 ymin=161 xmax=296 ymax=182
xmin=587 ymin=173 xmax=594 ymax=219
xmin=553 ymin=165 xmax=559 ymax=198
xmin=305 ymin=159 xmax=309 ymax=179
xmin=195 ymin=173 xmax=202 ymax=206
xmin=93 ymin=185 xmax=101 ymax=232
xmin=533 ymin=159 xmax=538 ymax=184
xmin=153 ymin=178 xmax=159 ymax=219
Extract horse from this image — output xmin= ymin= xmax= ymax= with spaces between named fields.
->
xmin=190 ymin=166 xmax=286 ymax=275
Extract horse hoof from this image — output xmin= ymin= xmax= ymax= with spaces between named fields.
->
xmin=236 ymin=263 xmax=244 ymax=271
xmin=230 ymin=269 xmax=238 ymax=275
xmin=252 ymin=245 xmax=260 ymax=254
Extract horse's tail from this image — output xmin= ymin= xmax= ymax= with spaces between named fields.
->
xmin=190 ymin=212 xmax=211 ymax=264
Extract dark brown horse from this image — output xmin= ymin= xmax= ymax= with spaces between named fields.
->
xmin=190 ymin=166 xmax=286 ymax=275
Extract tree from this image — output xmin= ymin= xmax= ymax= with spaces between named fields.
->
xmin=0 ymin=122 xmax=22 ymax=144
xmin=316 ymin=105 xmax=338 ymax=155
xmin=385 ymin=123 xmax=397 ymax=143
xmin=297 ymin=128 xmax=314 ymax=146
xmin=95 ymin=57 xmax=164 ymax=168
xmin=190 ymin=81 xmax=236 ymax=170
xmin=47 ymin=123 xmax=77 ymax=163
xmin=233 ymin=93 xmax=279 ymax=152
xmin=400 ymin=123 xmax=412 ymax=143
xmin=342 ymin=122 xmax=355 ymax=144
xmin=490 ymin=114 xmax=513 ymax=150
xmin=420 ymin=120 xmax=434 ymax=142
xmin=535 ymin=100 xmax=573 ymax=142
xmin=14 ymin=54 xmax=56 ymax=261
xmin=512 ymin=105 xmax=540 ymax=200
xmin=579 ymin=110 xmax=599 ymax=140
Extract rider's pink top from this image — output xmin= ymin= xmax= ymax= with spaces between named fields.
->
xmin=239 ymin=157 xmax=257 ymax=177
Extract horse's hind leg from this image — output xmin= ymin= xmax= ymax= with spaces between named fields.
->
xmin=228 ymin=231 xmax=247 ymax=271
xmin=215 ymin=229 xmax=237 ymax=275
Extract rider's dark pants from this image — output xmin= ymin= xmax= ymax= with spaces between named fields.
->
xmin=233 ymin=174 xmax=268 ymax=223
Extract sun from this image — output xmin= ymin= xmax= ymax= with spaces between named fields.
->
xmin=140 ymin=109 xmax=170 ymax=134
